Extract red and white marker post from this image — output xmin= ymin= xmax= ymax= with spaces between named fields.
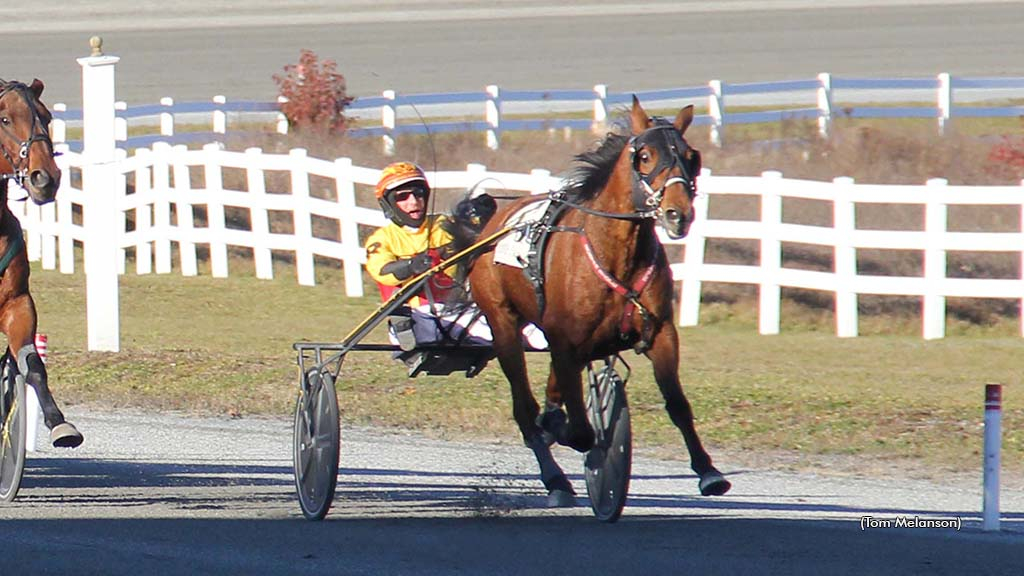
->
xmin=983 ymin=383 xmax=1002 ymax=532
xmin=24 ymin=333 xmax=47 ymax=453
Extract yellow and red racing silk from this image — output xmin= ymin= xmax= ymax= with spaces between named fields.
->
xmin=364 ymin=215 xmax=455 ymax=305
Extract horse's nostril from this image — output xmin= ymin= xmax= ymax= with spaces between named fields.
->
xmin=30 ymin=170 xmax=51 ymax=189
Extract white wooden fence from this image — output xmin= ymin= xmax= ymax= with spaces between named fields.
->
xmin=21 ymin=45 xmax=1024 ymax=352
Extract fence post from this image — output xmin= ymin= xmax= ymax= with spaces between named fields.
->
xmin=133 ymin=147 xmax=153 ymax=275
xmin=160 ymin=96 xmax=174 ymax=136
xmin=290 ymin=148 xmax=315 ymax=286
xmin=78 ymin=36 xmax=121 ymax=352
xmin=486 ymin=85 xmax=501 ymax=151
xmin=276 ymin=96 xmax=289 ymax=134
xmin=246 ymin=147 xmax=273 ymax=280
xmin=54 ymin=143 xmax=74 ymax=274
xmin=51 ymin=103 xmax=66 ymax=143
xmin=817 ymin=72 xmax=833 ymax=139
xmin=213 ymin=95 xmax=227 ymax=134
xmin=759 ymin=171 xmax=783 ymax=335
xmin=334 ymin=157 xmax=363 ymax=297
xmin=202 ymin=143 xmax=228 ymax=278
xmin=679 ymin=167 xmax=711 ymax=327
xmin=592 ymin=84 xmax=608 ymax=133
xmin=923 ymin=178 xmax=948 ymax=339
xmin=708 ymin=79 xmax=724 ymax=147
xmin=152 ymin=142 xmax=173 ymax=274
xmin=114 ymin=101 xmax=127 ymax=142
xmin=938 ymin=72 xmax=952 ymax=136
xmin=115 ymin=148 xmax=128 ymax=275
xmin=172 ymin=144 xmax=198 ymax=276
xmin=382 ymin=90 xmax=396 ymax=156
xmin=833 ymin=177 xmax=858 ymax=337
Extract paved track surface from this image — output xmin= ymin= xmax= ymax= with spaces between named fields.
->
xmin=1 ymin=409 xmax=1022 ymax=574
xmin=2 ymin=1 xmax=1022 ymax=107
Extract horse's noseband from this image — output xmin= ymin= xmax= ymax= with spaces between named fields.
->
xmin=0 ymin=82 xmax=54 ymax=189
xmin=628 ymin=122 xmax=696 ymax=217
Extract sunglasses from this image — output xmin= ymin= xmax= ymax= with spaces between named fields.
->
xmin=392 ymin=188 xmax=427 ymax=202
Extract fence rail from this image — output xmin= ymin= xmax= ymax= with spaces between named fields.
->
xmin=51 ymin=73 xmax=1024 ymax=154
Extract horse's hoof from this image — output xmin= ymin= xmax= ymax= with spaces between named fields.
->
xmin=547 ymin=489 xmax=577 ymax=508
xmin=50 ymin=422 xmax=83 ymax=448
xmin=698 ymin=472 xmax=731 ymax=496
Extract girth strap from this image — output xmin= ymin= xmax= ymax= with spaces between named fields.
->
xmin=0 ymin=217 xmax=24 ymax=277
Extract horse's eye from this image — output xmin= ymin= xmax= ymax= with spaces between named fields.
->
xmin=639 ymin=151 xmax=651 ymax=163
xmin=0 ymin=117 xmax=8 ymax=126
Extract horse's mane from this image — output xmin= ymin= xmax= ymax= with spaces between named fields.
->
xmin=562 ymin=132 xmax=629 ymax=202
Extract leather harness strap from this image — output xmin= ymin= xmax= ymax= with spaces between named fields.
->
xmin=578 ymin=233 xmax=660 ymax=352
xmin=0 ymin=217 xmax=23 ymax=277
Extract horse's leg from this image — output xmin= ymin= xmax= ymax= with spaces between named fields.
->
xmin=2 ymin=294 xmax=83 ymax=448
xmin=487 ymin=308 xmax=575 ymax=506
xmin=647 ymin=324 xmax=729 ymax=496
xmin=540 ymin=354 xmax=594 ymax=453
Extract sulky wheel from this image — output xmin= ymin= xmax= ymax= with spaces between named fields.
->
xmin=584 ymin=361 xmax=632 ymax=523
xmin=293 ymin=368 xmax=340 ymax=521
xmin=0 ymin=360 xmax=27 ymax=503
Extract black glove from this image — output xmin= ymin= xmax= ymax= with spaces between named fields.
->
xmin=380 ymin=252 xmax=434 ymax=280
xmin=409 ymin=251 xmax=434 ymax=275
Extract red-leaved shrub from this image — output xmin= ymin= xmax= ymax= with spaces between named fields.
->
xmin=273 ymin=50 xmax=355 ymax=135
xmin=987 ymin=135 xmax=1024 ymax=181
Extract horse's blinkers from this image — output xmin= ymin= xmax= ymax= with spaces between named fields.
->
xmin=627 ymin=122 xmax=697 ymax=218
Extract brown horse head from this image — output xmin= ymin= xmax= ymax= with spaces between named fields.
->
xmin=628 ymin=96 xmax=700 ymax=239
xmin=0 ymin=79 xmax=60 ymax=205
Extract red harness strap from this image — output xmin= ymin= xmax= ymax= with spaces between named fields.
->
xmin=578 ymin=235 xmax=660 ymax=350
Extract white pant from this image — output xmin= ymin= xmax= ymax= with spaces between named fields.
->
xmin=389 ymin=304 xmax=548 ymax=350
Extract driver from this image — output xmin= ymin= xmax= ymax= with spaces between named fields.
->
xmin=365 ymin=162 xmax=455 ymax=354
xmin=365 ymin=161 xmax=454 ymax=302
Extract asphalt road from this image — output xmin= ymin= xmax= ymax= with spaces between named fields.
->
xmin=1 ymin=409 xmax=1023 ymax=575
xmin=3 ymin=1 xmax=1023 ymax=108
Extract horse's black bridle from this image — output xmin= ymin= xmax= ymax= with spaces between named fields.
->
xmin=626 ymin=120 xmax=697 ymax=217
xmin=0 ymin=81 xmax=55 ymax=189
xmin=550 ymin=119 xmax=697 ymax=221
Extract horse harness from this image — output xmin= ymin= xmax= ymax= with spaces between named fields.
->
xmin=0 ymin=81 xmax=55 ymax=190
xmin=0 ymin=212 xmax=23 ymax=277
xmin=519 ymin=121 xmax=697 ymax=353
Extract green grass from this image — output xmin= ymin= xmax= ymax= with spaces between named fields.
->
xmin=26 ymin=261 xmax=1024 ymax=479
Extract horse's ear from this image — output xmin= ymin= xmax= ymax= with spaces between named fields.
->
xmin=630 ymin=95 xmax=650 ymax=135
xmin=674 ymin=105 xmax=695 ymax=135
xmin=29 ymin=79 xmax=44 ymax=98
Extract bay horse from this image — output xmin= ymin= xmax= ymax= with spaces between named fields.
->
xmin=449 ymin=97 xmax=728 ymax=504
xmin=0 ymin=79 xmax=82 ymax=448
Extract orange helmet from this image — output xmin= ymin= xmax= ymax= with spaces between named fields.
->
xmin=375 ymin=162 xmax=429 ymax=200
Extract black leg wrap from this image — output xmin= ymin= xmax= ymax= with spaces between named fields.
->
xmin=18 ymin=346 xmax=66 ymax=429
